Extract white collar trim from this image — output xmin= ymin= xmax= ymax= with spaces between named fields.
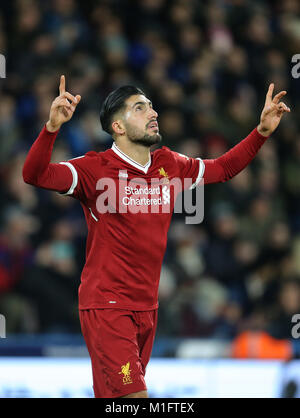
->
xmin=111 ymin=142 xmax=151 ymax=174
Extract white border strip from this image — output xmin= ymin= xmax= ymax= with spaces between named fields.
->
xmin=88 ymin=207 xmax=99 ymax=222
xmin=59 ymin=162 xmax=78 ymax=195
xmin=189 ymin=158 xmax=205 ymax=190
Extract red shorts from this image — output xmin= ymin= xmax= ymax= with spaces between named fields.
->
xmin=79 ymin=309 xmax=158 ymax=398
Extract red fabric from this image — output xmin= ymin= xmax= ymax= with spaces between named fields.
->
xmin=0 ymin=264 xmax=11 ymax=292
xmin=0 ymin=236 xmax=33 ymax=293
xmin=22 ymin=125 xmax=73 ymax=192
xmin=79 ymin=309 xmax=157 ymax=398
xmin=23 ymin=130 xmax=202 ymax=310
xmin=22 ymin=125 xmax=268 ymax=311
xmin=71 ymin=145 xmax=201 ymax=310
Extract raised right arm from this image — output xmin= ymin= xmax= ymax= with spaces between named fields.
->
xmin=22 ymin=75 xmax=81 ymax=192
xmin=22 ymin=125 xmax=73 ymax=192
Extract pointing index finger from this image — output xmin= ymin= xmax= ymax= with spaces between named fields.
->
xmin=59 ymin=75 xmax=66 ymax=95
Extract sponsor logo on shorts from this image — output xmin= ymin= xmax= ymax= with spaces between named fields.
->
xmin=118 ymin=361 xmax=133 ymax=385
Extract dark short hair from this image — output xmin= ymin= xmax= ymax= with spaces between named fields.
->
xmin=100 ymin=85 xmax=146 ymax=134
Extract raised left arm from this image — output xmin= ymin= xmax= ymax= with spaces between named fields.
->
xmin=203 ymin=84 xmax=290 ymax=184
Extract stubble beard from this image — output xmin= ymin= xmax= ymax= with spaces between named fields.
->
xmin=130 ymin=133 xmax=162 ymax=147
xmin=126 ymin=123 xmax=162 ymax=147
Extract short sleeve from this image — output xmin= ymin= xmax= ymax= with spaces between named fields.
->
xmin=58 ymin=153 xmax=97 ymax=203
xmin=172 ymin=151 xmax=205 ymax=190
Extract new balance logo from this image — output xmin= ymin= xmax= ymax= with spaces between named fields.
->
xmin=119 ymin=170 xmax=128 ymax=178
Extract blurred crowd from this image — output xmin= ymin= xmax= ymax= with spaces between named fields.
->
xmin=0 ymin=0 xmax=300 ymax=349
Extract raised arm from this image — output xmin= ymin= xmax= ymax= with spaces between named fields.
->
xmin=203 ymin=84 xmax=290 ymax=184
xmin=22 ymin=76 xmax=81 ymax=192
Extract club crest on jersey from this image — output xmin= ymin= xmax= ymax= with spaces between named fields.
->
xmin=158 ymin=167 xmax=169 ymax=184
xmin=118 ymin=362 xmax=133 ymax=385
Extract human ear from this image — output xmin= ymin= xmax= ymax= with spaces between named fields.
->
xmin=111 ymin=119 xmax=125 ymax=135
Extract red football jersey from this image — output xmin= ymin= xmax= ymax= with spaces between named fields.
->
xmin=23 ymin=126 xmax=267 ymax=311
xmin=59 ymin=143 xmax=205 ymax=310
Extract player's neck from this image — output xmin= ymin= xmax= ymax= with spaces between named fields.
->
xmin=114 ymin=140 xmax=151 ymax=167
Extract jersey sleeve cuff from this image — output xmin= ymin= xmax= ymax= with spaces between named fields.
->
xmin=58 ymin=162 xmax=78 ymax=195
xmin=254 ymin=127 xmax=270 ymax=141
xmin=44 ymin=124 xmax=60 ymax=135
xmin=189 ymin=158 xmax=205 ymax=190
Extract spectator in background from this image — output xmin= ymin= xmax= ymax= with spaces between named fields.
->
xmin=17 ymin=217 xmax=81 ymax=333
xmin=267 ymin=278 xmax=300 ymax=340
xmin=0 ymin=207 xmax=37 ymax=333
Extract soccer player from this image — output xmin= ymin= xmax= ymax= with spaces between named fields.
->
xmin=22 ymin=75 xmax=290 ymax=398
